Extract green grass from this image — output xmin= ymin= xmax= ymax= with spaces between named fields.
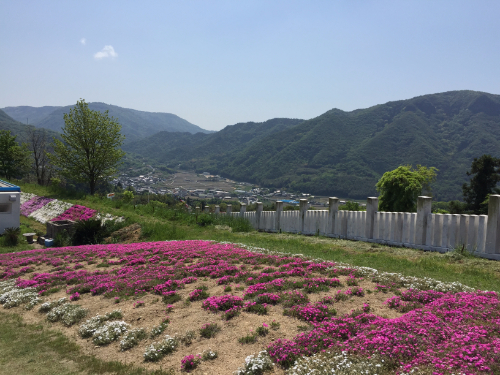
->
xmin=0 ymin=312 xmax=174 ymax=375
xmin=12 ymin=181 xmax=500 ymax=292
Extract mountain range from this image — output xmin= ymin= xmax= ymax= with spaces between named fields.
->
xmin=123 ymin=90 xmax=500 ymax=201
xmin=1 ymin=103 xmax=211 ymax=143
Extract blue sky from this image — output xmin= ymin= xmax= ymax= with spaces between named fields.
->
xmin=1 ymin=1 xmax=500 ymax=131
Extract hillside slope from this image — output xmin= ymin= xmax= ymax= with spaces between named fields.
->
xmin=0 ymin=109 xmax=60 ymax=141
xmin=1 ymin=103 xmax=211 ymax=143
xmin=123 ymin=118 xmax=304 ymax=163
xmin=125 ymin=91 xmax=500 ymax=201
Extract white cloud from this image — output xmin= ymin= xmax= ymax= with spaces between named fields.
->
xmin=80 ymin=38 xmax=86 ymax=45
xmin=94 ymin=45 xmax=118 ymax=60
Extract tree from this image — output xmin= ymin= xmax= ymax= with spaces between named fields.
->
xmin=462 ymin=155 xmax=500 ymax=214
xmin=376 ymin=165 xmax=437 ymax=212
xmin=49 ymin=99 xmax=125 ymax=195
xmin=26 ymin=127 xmax=53 ymax=185
xmin=0 ymin=130 xmax=30 ymax=181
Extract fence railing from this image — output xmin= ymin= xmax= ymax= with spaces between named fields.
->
xmin=211 ymin=195 xmax=500 ymax=260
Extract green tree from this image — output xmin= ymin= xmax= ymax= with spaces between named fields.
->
xmin=376 ymin=165 xmax=437 ymax=212
xmin=49 ymin=99 xmax=125 ymax=195
xmin=0 ymin=130 xmax=30 ymax=181
xmin=462 ymin=155 xmax=500 ymax=214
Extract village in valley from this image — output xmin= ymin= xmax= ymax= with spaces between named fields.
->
xmin=111 ymin=169 xmax=339 ymax=208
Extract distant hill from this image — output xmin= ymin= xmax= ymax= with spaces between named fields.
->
xmin=1 ymin=103 xmax=212 ymax=143
xmin=0 ymin=109 xmax=60 ymax=141
xmin=2 ymin=106 xmax=62 ymax=126
xmin=123 ymin=118 xmax=305 ymax=166
xmin=124 ymin=90 xmax=500 ymax=201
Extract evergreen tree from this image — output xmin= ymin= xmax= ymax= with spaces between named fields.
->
xmin=462 ymin=155 xmax=500 ymax=214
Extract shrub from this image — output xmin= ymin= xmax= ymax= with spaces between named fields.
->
xmin=270 ymin=321 xmax=280 ymax=330
xmin=244 ymin=302 xmax=268 ymax=315
xmin=234 ymin=351 xmax=273 ymax=375
xmin=181 ymin=354 xmax=201 ymax=372
xmin=189 ymin=288 xmax=209 ymax=301
xmin=178 ymin=330 xmax=196 ymax=346
xmin=72 ymin=218 xmax=106 ymax=245
xmin=256 ymin=325 xmax=269 ymax=337
xmin=120 ymin=328 xmax=147 ymax=351
xmin=143 ymin=335 xmax=178 ymax=362
xmin=2 ymin=227 xmax=20 ymax=246
xmin=202 ymin=295 xmax=244 ymax=312
xmin=199 ymin=323 xmax=221 ymax=339
xmin=221 ymin=306 xmax=241 ymax=320
xmin=238 ymin=333 xmax=257 ymax=344
xmin=162 ymin=292 xmax=182 ymax=304
xmin=78 ymin=310 xmax=123 ymax=338
xmin=280 ymin=291 xmax=309 ymax=307
xmin=92 ymin=321 xmax=129 ymax=346
xmin=150 ymin=318 xmax=170 ymax=338
xmin=201 ymin=349 xmax=218 ymax=361
xmin=46 ymin=303 xmax=88 ymax=326
xmin=53 ymin=230 xmax=72 ymax=247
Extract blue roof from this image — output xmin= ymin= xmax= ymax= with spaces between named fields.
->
xmin=281 ymin=199 xmax=299 ymax=204
xmin=0 ymin=179 xmax=21 ymax=192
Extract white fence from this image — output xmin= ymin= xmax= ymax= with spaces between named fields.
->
xmin=216 ymin=195 xmax=500 ymax=260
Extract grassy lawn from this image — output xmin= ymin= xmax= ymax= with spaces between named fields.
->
xmin=0 ymin=312 xmax=171 ymax=375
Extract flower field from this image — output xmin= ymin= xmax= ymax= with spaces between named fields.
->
xmin=19 ymin=192 xmax=121 ymax=224
xmin=0 ymin=240 xmax=498 ymax=374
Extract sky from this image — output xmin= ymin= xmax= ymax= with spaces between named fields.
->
xmin=2 ymin=1 xmax=500 ymax=131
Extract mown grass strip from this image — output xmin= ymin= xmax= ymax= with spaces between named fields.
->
xmin=0 ymin=312 xmax=174 ymax=375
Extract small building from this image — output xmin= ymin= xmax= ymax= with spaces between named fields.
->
xmin=0 ymin=180 xmax=21 ymax=234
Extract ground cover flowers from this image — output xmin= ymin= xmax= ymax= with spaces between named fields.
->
xmin=0 ymin=240 xmax=496 ymax=374
xmin=20 ymin=196 xmax=54 ymax=217
xmin=51 ymin=204 xmax=97 ymax=222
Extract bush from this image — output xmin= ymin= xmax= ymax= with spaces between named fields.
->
xmin=120 ymin=328 xmax=147 ymax=351
xmin=72 ymin=218 xmax=105 ymax=245
xmin=92 ymin=321 xmax=129 ymax=346
xmin=143 ymin=335 xmax=178 ymax=362
xmin=2 ymin=227 xmax=20 ymax=246
xmin=46 ymin=303 xmax=88 ymax=326
xmin=53 ymin=230 xmax=72 ymax=247
xmin=199 ymin=323 xmax=221 ymax=339
xmin=181 ymin=354 xmax=201 ymax=372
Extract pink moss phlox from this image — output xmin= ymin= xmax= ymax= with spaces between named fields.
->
xmin=20 ymin=196 xmax=54 ymax=217
xmin=51 ymin=204 xmax=97 ymax=222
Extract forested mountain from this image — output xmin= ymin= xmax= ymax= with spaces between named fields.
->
xmin=124 ymin=118 xmax=304 ymax=162
xmin=1 ymin=103 xmax=211 ymax=143
xmin=124 ymin=90 xmax=500 ymax=201
xmin=2 ymin=106 xmax=62 ymax=126
xmin=0 ymin=109 xmax=59 ymax=141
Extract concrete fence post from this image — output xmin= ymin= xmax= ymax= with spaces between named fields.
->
xmin=276 ymin=201 xmax=283 ymax=232
xmin=415 ymin=196 xmax=432 ymax=245
xmin=365 ymin=197 xmax=378 ymax=239
xmin=204 ymin=206 xmax=210 ymax=213
xmin=214 ymin=205 xmax=220 ymax=214
xmin=328 ymin=197 xmax=339 ymax=236
xmin=240 ymin=203 xmax=246 ymax=217
xmin=256 ymin=202 xmax=263 ymax=231
xmin=459 ymin=215 xmax=469 ymax=247
xmin=226 ymin=204 xmax=232 ymax=215
xmin=299 ymin=199 xmax=308 ymax=233
xmin=486 ymin=195 xmax=500 ymax=254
